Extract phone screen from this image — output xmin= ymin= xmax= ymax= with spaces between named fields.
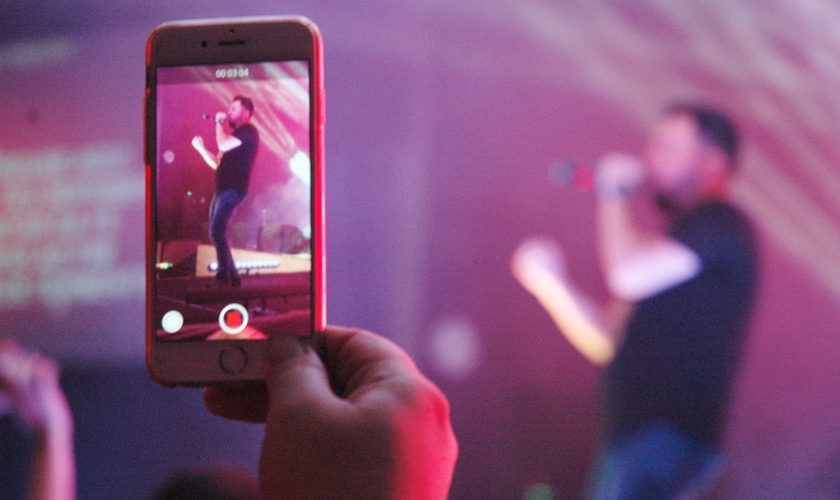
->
xmin=153 ymin=61 xmax=312 ymax=342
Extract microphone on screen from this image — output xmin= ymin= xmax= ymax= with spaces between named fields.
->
xmin=203 ymin=113 xmax=227 ymax=125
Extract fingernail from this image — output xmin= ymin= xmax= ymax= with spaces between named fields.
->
xmin=266 ymin=333 xmax=305 ymax=366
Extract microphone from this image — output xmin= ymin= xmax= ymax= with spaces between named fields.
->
xmin=203 ymin=113 xmax=228 ymax=125
xmin=548 ymin=160 xmax=595 ymax=193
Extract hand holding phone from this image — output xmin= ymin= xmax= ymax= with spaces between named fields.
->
xmin=205 ymin=327 xmax=458 ymax=500
xmin=145 ymin=17 xmax=326 ymax=386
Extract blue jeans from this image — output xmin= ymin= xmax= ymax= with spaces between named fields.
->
xmin=585 ymin=422 xmax=723 ymax=500
xmin=209 ymin=189 xmax=246 ymax=281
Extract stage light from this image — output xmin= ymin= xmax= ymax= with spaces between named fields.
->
xmin=208 ymin=260 xmax=281 ymax=272
xmin=428 ymin=315 xmax=481 ymax=379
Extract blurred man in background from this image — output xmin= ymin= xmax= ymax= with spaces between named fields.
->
xmin=512 ymin=104 xmax=758 ymax=499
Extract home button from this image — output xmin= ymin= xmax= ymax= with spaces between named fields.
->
xmin=219 ymin=346 xmax=248 ymax=375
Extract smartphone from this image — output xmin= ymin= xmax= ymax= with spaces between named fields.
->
xmin=145 ymin=17 xmax=325 ymax=386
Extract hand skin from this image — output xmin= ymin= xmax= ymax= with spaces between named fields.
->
xmin=0 ymin=339 xmax=75 ymax=500
xmin=205 ymin=326 xmax=458 ymax=500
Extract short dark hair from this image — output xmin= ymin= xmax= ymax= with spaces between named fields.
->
xmin=665 ymin=103 xmax=738 ymax=169
xmin=233 ymin=95 xmax=254 ymax=116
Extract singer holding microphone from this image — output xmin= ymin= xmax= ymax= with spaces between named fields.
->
xmin=511 ymin=104 xmax=757 ymax=499
xmin=192 ymin=96 xmax=259 ymax=287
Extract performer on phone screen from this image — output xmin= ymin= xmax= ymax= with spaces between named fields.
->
xmin=192 ymin=96 xmax=259 ymax=287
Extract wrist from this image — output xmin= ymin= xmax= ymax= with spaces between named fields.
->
xmin=36 ymin=393 xmax=74 ymax=439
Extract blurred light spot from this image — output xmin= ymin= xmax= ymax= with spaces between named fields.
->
xmin=524 ymin=483 xmax=558 ymax=500
xmin=163 ymin=150 xmax=175 ymax=164
xmin=289 ymin=150 xmax=311 ymax=185
xmin=428 ymin=315 xmax=481 ymax=379
xmin=0 ymin=37 xmax=79 ymax=68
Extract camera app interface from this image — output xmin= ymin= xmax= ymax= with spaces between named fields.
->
xmin=155 ymin=61 xmax=312 ymax=341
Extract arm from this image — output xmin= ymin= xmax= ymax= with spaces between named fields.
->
xmin=0 ymin=340 xmax=75 ymax=500
xmin=596 ymin=154 xmax=701 ymax=302
xmin=204 ymin=327 xmax=457 ymax=500
xmin=28 ymin=368 xmax=75 ymax=500
xmin=214 ymin=113 xmax=242 ymax=153
xmin=191 ymin=135 xmax=219 ymax=170
xmin=190 ymin=113 xmax=242 ymax=170
xmin=510 ymin=240 xmax=627 ymax=366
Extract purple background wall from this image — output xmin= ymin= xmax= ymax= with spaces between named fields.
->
xmin=2 ymin=1 xmax=840 ymax=498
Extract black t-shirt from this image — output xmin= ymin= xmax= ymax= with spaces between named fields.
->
xmin=215 ymin=123 xmax=259 ymax=195
xmin=601 ymin=201 xmax=758 ymax=447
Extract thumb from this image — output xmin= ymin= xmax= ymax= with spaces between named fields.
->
xmin=264 ymin=333 xmax=336 ymax=415
xmin=203 ymin=333 xmax=332 ymax=423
